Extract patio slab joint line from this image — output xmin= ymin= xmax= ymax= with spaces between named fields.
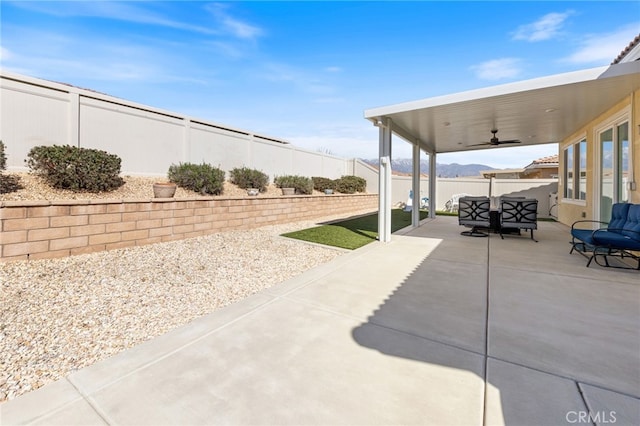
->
xmin=71 ymin=378 xmax=114 ymax=426
xmin=575 ymin=382 xmax=596 ymax=426
xmin=482 ymin=234 xmax=491 ymax=426
xmin=68 ymin=296 xmax=281 ymax=398
xmin=16 ymin=378 xmax=109 ymax=426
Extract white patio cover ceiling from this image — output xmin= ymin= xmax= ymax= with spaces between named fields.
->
xmin=364 ymin=61 xmax=640 ymax=155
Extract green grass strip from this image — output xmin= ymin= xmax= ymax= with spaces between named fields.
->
xmin=282 ymin=209 xmax=429 ymax=250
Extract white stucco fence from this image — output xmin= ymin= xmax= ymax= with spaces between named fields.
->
xmin=354 ymin=159 xmax=557 ymax=217
xmin=1 ymin=70 xmax=557 ymax=217
xmin=0 ymin=71 xmax=352 ymax=180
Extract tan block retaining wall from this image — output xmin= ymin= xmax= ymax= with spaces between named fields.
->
xmin=0 ymin=194 xmax=378 ymax=262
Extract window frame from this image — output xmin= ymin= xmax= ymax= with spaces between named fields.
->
xmin=562 ymin=137 xmax=587 ymax=204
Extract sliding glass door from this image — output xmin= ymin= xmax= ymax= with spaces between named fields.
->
xmin=598 ymin=121 xmax=629 ymax=222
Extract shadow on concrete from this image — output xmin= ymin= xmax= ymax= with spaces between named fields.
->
xmin=350 ymin=228 xmax=640 ymax=425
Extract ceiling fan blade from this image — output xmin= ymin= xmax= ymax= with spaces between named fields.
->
xmin=497 ymin=139 xmax=522 ymax=144
xmin=467 ymin=142 xmax=492 ymax=147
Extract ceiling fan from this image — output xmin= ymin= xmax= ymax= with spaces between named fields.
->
xmin=469 ymin=129 xmax=521 ymax=147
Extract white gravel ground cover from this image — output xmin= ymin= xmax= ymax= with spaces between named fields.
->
xmin=0 ymin=173 xmax=373 ymax=402
xmin=0 ymin=218 xmax=358 ymax=402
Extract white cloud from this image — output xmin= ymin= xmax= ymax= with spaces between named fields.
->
xmin=325 ymin=66 xmax=342 ymax=73
xmin=220 ymin=15 xmax=263 ymax=40
xmin=512 ymin=11 xmax=573 ymax=42
xmin=8 ymin=1 xmax=218 ymax=35
xmin=258 ymin=62 xmax=339 ymax=99
xmin=1 ymin=26 xmax=210 ymax=86
xmin=205 ymin=3 xmax=264 ymax=40
xmin=470 ymin=58 xmax=522 ymax=81
xmin=0 ymin=46 xmax=11 ymax=61
xmin=208 ymin=41 xmax=246 ymax=59
xmin=562 ymin=24 xmax=640 ymax=65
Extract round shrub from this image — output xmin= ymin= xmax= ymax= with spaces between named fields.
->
xmin=274 ymin=175 xmax=313 ymax=195
xmin=229 ymin=167 xmax=269 ymax=192
xmin=26 ymin=145 xmax=124 ymax=192
xmin=168 ymin=162 xmax=225 ymax=195
xmin=334 ymin=175 xmax=367 ymax=194
xmin=312 ymin=176 xmax=335 ymax=192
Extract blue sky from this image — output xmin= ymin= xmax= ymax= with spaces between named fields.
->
xmin=1 ymin=1 xmax=638 ymax=168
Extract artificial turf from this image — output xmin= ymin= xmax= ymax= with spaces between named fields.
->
xmin=282 ymin=209 xmax=429 ymax=250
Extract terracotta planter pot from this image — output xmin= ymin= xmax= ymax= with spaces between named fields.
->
xmin=153 ymin=183 xmax=177 ymax=198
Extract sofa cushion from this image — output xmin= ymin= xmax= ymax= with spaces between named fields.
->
xmin=593 ymin=229 xmax=640 ymax=251
xmin=622 ymin=204 xmax=640 ymax=240
xmin=609 ymin=203 xmax=631 ymax=232
xmin=571 ymin=228 xmax=596 ymax=246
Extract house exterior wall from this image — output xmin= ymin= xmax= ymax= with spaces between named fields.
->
xmin=525 ymin=168 xmax=558 ymax=179
xmin=558 ymin=91 xmax=639 ymax=225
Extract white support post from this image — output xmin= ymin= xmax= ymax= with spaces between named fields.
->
xmin=68 ymin=92 xmax=80 ymax=147
xmin=412 ymin=142 xmax=420 ymax=227
xmin=183 ymin=118 xmax=191 ymax=163
xmin=429 ymin=152 xmax=437 ymax=218
xmin=378 ymin=117 xmax=392 ymax=242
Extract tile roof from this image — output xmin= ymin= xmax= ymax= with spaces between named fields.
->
xmin=531 ymin=154 xmax=559 ymax=165
xmin=612 ymin=33 xmax=640 ymax=64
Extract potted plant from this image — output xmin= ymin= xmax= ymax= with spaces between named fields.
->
xmin=153 ymin=182 xmax=177 ymax=198
xmin=274 ymin=175 xmax=297 ymax=195
xmin=274 ymin=175 xmax=313 ymax=196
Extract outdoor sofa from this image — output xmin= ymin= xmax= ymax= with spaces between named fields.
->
xmin=570 ymin=203 xmax=640 ymax=269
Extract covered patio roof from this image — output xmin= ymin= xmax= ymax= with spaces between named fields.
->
xmin=365 ymin=61 xmax=640 ymax=242
xmin=364 ymin=61 xmax=640 ymax=155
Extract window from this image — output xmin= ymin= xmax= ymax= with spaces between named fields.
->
xmin=563 ymin=139 xmax=586 ymax=201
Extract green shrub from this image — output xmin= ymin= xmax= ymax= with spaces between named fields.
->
xmin=168 ymin=162 xmax=225 ymax=195
xmin=229 ymin=167 xmax=269 ymax=192
xmin=0 ymin=140 xmax=23 ymax=194
xmin=334 ymin=175 xmax=367 ymax=194
xmin=0 ymin=140 xmax=6 ymax=171
xmin=274 ymin=175 xmax=313 ymax=195
xmin=312 ymin=176 xmax=335 ymax=192
xmin=26 ymin=145 xmax=124 ymax=192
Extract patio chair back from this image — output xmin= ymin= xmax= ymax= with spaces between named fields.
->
xmin=499 ymin=198 xmax=539 ymax=242
xmin=622 ymin=204 xmax=640 ymax=238
xmin=458 ymin=196 xmax=491 ymax=228
xmin=500 ymin=198 xmax=538 ymax=230
xmin=608 ymin=203 xmax=631 ymax=232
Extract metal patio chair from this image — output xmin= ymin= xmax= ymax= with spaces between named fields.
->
xmin=458 ymin=196 xmax=491 ymax=237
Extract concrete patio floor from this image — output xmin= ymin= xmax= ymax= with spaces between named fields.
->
xmin=1 ymin=216 xmax=639 ymax=425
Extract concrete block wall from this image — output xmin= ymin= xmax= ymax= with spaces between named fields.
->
xmin=0 ymin=194 xmax=378 ymax=262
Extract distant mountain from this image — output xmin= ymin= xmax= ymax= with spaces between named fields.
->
xmin=360 ymin=158 xmax=495 ymax=178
